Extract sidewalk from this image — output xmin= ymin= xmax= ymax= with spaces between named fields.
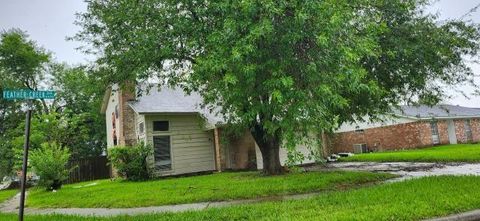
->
xmin=424 ymin=209 xmax=480 ymax=221
xmin=0 ymin=191 xmax=317 ymax=217
xmin=3 ymin=191 xmax=480 ymax=220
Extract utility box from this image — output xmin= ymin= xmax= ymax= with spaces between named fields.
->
xmin=353 ymin=144 xmax=367 ymax=154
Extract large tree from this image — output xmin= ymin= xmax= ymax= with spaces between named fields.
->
xmin=49 ymin=63 xmax=107 ymax=158
xmin=0 ymin=30 xmax=107 ymax=176
xmin=76 ymin=0 xmax=480 ymax=174
xmin=0 ymin=30 xmax=50 ymax=177
xmin=0 ymin=30 xmax=52 ymax=114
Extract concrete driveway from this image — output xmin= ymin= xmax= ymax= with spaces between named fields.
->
xmin=306 ymin=162 xmax=480 ymax=182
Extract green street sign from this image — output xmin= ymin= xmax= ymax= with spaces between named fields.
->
xmin=2 ymin=89 xmax=56 ymax=100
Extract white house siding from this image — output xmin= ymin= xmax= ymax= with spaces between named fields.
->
xmin=144 ymin=114 xmax=216 ymax=176
xmin=105 ymin=85 xmax=120 ymax=148
xmin=255 ymin=144 xmax=318 ymax=170
xmin=336 ymin=116 xmax=415 ymax=133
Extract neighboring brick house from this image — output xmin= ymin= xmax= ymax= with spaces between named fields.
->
xmin=330 ymin=105 xmax=480 ymax=154
xmin=101 ymin=84 xmax=316 ymax=177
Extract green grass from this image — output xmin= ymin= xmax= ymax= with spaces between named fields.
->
xmin=340 ymin=143 xmax=480 ymax=162
xmin=2 ymin=176 xmax=480 ymax=220
xmin=27 ymin=171 xmax=392 ymax=208
xmin=0 ymin=189 xmax=17 ymax=203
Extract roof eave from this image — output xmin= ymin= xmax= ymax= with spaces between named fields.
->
xmin=136 ymin=111 xmax=199 ymax=115
xmin=100 ymin=87 xmax=112 ymax=114
xmin=394 ymin=114 xmax=480 ymax=120
xmin=127 ymin=103 xmax=140 ymax=114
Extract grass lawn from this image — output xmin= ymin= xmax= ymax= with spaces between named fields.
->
xmin=0 ymin=189 xmax=17 ymax=203
xmin=340 ymin=143 xmax=480 ymax=162
xmin=27 ymin=170 xmax=393 ymax=208
xmin=2 ymin=175 xmax=480 ymax=220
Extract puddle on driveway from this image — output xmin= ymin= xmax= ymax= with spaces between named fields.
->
xmin=306 ymin=162 xmax=480 ymax=182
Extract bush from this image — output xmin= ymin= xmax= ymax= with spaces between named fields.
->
xmin=108 ymin=142 xmax=153 ymax=181
xmin=30 ymin=142 xmax=71 ymax=190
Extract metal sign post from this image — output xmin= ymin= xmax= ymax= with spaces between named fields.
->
xmin=2 ymin=89 xmax=55 ymax=221
xmin=18 ymin=101 xmax=32 ymax=221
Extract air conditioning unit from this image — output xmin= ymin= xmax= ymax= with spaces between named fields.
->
xmin=353 ymin=144 xmax=367 ymax=154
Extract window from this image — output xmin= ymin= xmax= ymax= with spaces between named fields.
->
xmin=112 ymin=112 xmax=117 ymax=146
xmin=430 ymin=121 xmax=440 ymax=144
xmin=115 ymin=105 xmax=119 ymax=119
xmin=465 ymin=120 xmax=473 ymax=142
xmin=153 ymin=121 xmax=169 ymax=131
xmin=111 ymin=112 xmax=116 ymax=129
xmin=138 ymin=122 xmax=144 ymax=134
xmin=430 ymin=122 xmax=439 ymax=135
xmin=153 ymin=136 xmax=171 ymax=170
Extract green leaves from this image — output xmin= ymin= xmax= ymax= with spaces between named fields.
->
xmin=223 ymin=73 xmax=238 ymax=85
xmin=280 ymin=76 xmax=294 ymax=87
xmin=107 ymin=142 xmax=153 ymax=181
xmin=0 ymin=30 xmax=107 ymax=178
xmin=30 ymin=142 xmax=71 ymax=190
xmin=0 ymin=30 xmax=50 ymax=90
xmin=76 ymin=0 xmax=480 ymax=161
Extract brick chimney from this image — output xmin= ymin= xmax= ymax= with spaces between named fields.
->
xmin=118 ymin=82 xmax=137 ymax=146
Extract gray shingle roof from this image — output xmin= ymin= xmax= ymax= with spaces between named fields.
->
xmin=128 ymin=84 xmax=480 ymax=123
xmin=128 ymin=85 xmax=224 ymax=126
xmin=394 ymin=105 xmax=480 ymax=119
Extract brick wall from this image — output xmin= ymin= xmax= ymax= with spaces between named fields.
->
xmin=330 ymin=120 xmax=451 ymax=153
xmin=217 ymin=128 xmax=227 ymax=170
xmin=437 ymin=120 xmax=450 ymax=145
xmin=454 ymin=119 xmax=480 ymax=143
xmin=329 ymin=118 xmax=480 ymax=153
xmin=219 ymin=129 xmax=257 ymax=170
xmin=118 ymin=86 xmax=137 ymax=146
xmin=417 ymin=121 xmax=432 ymax=147
xmin=454 ymin=119 xmax=468 ymax=143
xmin=472 ymin=119 xmax=480 ymax=142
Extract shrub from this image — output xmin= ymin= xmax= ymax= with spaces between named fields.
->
xmin=30 ymin=142 xmax=71 ymax=190
xmin=108 ymin=142 xmax=153 ymax=181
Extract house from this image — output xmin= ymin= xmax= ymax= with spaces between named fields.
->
xmin=102 ymin=83 xmax=480 ymax=176
xmin=101 ymin=84 xmax=317 ymax=176
xmin=330 ymin=105 xmax=480 ymax=154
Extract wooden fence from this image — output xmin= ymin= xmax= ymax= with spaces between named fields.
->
xmin=65 ymin=156 xmax=111 ymax=184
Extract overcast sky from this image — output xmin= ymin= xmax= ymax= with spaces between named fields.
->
xmin=0 ymin=0 xmax=479 ymax=107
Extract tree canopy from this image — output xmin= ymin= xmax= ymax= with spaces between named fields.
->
xmin=0 ymin=30 xmax=107 ymax=177
xmin=76 ymin=0 xmax=480 ymax=174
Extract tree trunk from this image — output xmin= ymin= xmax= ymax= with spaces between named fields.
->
xmin=258 ymin=141 xmax=283 ymax=175
xmin=250 ymin=125 xmax=284 ymax=175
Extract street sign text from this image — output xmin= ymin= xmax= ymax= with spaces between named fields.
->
xmin=2 ymin=90 xmax=56 ymax=100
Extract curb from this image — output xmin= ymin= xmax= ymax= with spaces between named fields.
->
xmin=424 ymin=210 xmax=480 ymax=221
